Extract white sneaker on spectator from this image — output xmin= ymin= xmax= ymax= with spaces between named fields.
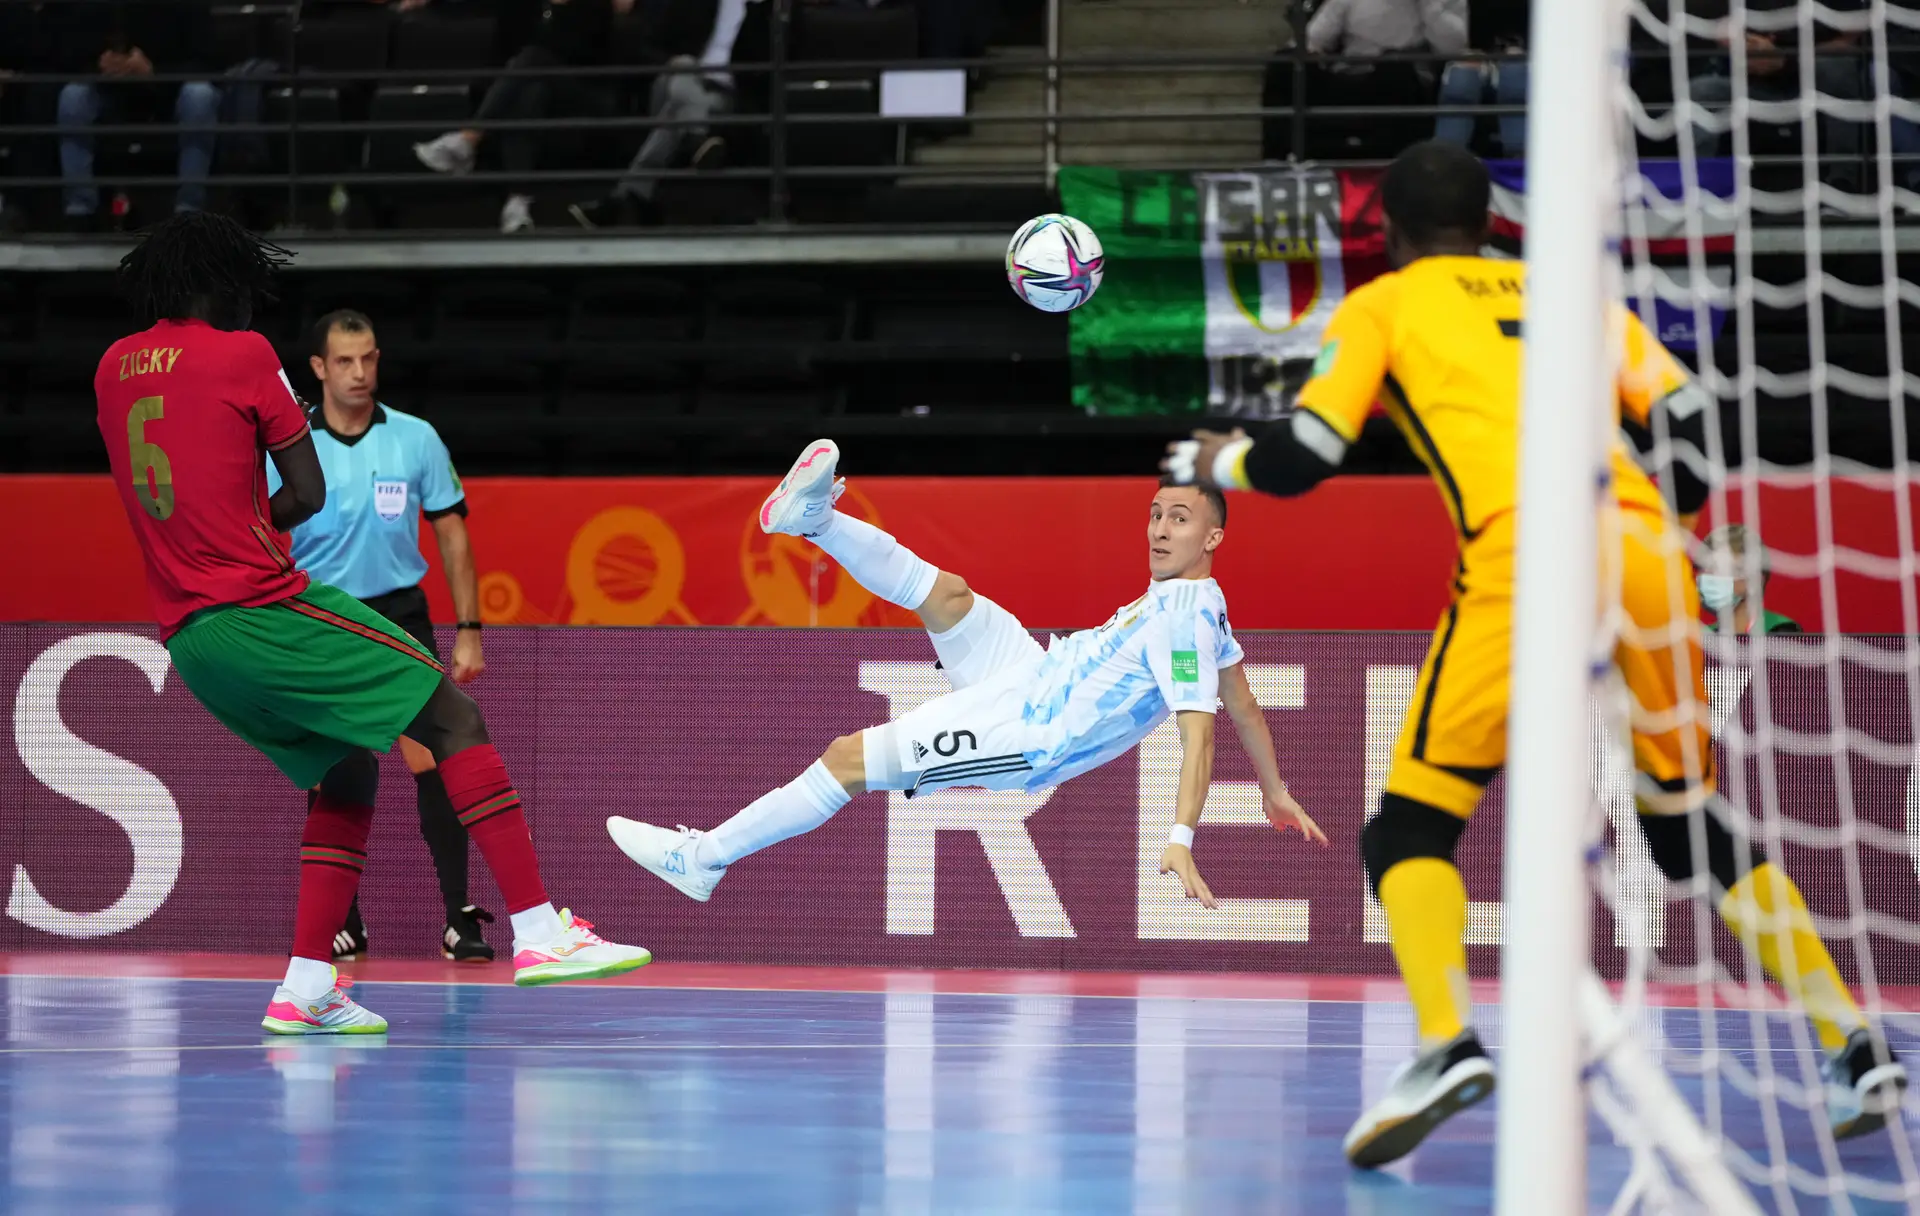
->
xmin=413 ymin=132 xmax=475 ymax=175
xmin=500 ymin=194 xmax=534 ymax=234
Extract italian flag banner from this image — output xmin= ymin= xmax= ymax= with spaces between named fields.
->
xmin=1058 ymin=159 xmax=1737 ymax=417
xmin=1058 ymin=165 xmax=1386 ymax=418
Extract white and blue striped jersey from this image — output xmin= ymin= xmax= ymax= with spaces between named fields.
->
xmin=1020 ymin=577 xmax=1243 ymax=788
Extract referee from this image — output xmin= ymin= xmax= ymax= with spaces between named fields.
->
xmin=269 ymin=308 xmax=496 ymax=963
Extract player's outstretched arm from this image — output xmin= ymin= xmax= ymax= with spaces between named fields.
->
xmin=1218 ymin=662 xmax=1327 ymax=844
xmin=1159 ymin=709 xmax=1220 ymax=908
xmin=266 ymin=432 xmax=326 ymax=531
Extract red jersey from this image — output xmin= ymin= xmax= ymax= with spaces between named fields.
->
xmin=95 ymin=318 xmax=313 ymax=637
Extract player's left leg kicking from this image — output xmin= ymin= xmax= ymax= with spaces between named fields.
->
xmin=609 ymin=438 xmax=1045 ymax=898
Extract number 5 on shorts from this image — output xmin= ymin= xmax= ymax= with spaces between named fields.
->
xmin=127 ymin=395 xmax=174 ymax=520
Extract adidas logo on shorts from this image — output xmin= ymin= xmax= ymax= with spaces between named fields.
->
xmin=912 ymin=740 xmax=929 ymax=761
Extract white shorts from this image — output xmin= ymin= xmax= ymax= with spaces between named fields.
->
xmin=926 ymin=594 xmax=1044 ymax=690
xmin=868 ymin=595 xmax=1048 ymax=794
xmin=887 ymin=665 xmax=1039 ymax=794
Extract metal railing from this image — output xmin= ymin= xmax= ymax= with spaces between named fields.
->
xmin=0 ymin=0 xmax=1912 ymax=233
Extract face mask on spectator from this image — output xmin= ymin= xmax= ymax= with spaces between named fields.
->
xmin=1697 ymin=574 xmax=1739 ymax=613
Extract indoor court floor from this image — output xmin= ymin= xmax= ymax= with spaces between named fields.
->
xmin=1 ymin=957 xmax=1915 ymax=1215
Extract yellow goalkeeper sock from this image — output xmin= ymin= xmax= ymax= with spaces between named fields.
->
xmin=1719 ymin=863 xmax=1865 ymax=1053
xmin=1379 ymin=857 xmax=1472 ymax=1048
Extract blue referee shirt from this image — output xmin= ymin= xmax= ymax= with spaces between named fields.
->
xmin=266 ymin=404 xmax=468 ymax=599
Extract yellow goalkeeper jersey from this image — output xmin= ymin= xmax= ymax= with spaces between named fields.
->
xmin=1292 ymin=255 xmax=1691 ymax=543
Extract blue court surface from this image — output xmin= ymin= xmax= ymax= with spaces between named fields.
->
xmin=2 ymin=963 xmax=1915 ymax=1214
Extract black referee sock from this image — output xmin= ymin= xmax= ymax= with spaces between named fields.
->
xmin=415 ymin=768 xmax=470 ymax=920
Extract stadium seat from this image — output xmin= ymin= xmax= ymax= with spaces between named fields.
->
xmin=294 ymin=8 xmax=392 ymax=76
xmin=706 ymin=277 xmax=848 ymax=344
xmin=416 ymin=360 xmax=552 ymax=465
xmin=563 ymin=354 xmax=689 ymax=393
xmin=393 ymin=14 xmax=498 ymax=73
xmin=565 ymin=278 xmax=697 ymax=344
xmin=433 ymin=280 xmax=559 ymax=344
xmin=17 ymin=361 xmax=103 ymax=469
xmin=780 ymin=5 xmax=920 ymax=169
xmin=694 ymin=386 xmax=834 ymax=418
xmin=265 ymin=87 xmax=356 ymax=179
xmin=35 ymin=280 xmax=126 ymax=355
xmin=781 ymin=77 xmax=892 ymax=169
xmin=210 ymin=5 xmax=266 ymax=68
xmin=790 ymin=4 xmax=919 ymax=67
xmin=866 ymin=298 xmax=1052 ymax=350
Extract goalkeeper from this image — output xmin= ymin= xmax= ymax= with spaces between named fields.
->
xmin=1166 ymin=140 xmax=1907 ymax=1170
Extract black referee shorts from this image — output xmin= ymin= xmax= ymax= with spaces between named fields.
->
xmin=359 ymin=584 xmax=442 ymax=664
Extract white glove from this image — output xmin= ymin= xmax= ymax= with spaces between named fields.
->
xmin=1164 ymin=439 xmax=1201 ymax=485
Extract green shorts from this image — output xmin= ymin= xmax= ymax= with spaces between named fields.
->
xmin=167 ymin=582 xmax=446 ymax=789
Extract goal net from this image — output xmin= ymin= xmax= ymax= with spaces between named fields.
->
xmin=1567 ymin=0 xmax=1920 ymax=1209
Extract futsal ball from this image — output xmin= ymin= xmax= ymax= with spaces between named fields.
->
xmin=1006 ymin=214 xmax=1105 ymax=312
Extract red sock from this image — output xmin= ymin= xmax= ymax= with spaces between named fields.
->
xmin=292 ymin=792 xmax=374 ymax=962
xmin=438 ymin=743 xmax=549 ymax=914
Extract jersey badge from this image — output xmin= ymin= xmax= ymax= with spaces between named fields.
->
xmin=374 ymin=480 xmax=409 ymax=521
xmin=1171 ymin=651 xmax=1200 ymax=683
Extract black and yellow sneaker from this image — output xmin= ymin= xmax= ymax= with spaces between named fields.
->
xmin=443 ymin=905 xmax=496 ymax=964
xmin=1826 ymin=1028 xmax=1908 ymax=1140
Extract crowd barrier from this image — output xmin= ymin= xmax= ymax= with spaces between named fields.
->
xmin=3 ymin=625 xmax=1914 ymax=983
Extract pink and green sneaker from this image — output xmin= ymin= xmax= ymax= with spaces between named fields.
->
xmin=262 ymin=969 xmax=389 ymax=1036
xmin=512 ymin=909 xmax=652 ymax=987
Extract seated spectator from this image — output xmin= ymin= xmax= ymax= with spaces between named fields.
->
xmin=1697 ymin=523 xmax=1801 ymax=635
xmin=1685 ymin=0 xmax=1869 ymax=194
xmin=1305 ymin=0 xmax=1467 ymax=157
xmin=414 ymin=0 xmax=634 ymax=233
xmin=1433 ymin=0 xmax=1528 ymax=158
xmin=1308 ymin=0 xmax=1466 ymax=67
xmin=569 ymin=0 xmax=742 ymax=228
xmin=56 ymin=0 xmax=221 ymax=229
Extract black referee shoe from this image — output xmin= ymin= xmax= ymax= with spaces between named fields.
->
xmin=443 ymin=905 xmax=496 ymax=964
xmin=332 ymin=903 xmax=368 ymax=962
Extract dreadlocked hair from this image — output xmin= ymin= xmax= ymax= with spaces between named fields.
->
xmin=117 ymin=211 xmax=294 ymax=329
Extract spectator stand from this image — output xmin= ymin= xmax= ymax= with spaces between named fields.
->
xmin=0 ymin=0 xmax=1914 ymax=484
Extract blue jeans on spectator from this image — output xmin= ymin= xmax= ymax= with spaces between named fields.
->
xmin=58 ymin=80 xmax=221 ymax=216
xmin=1434 ymin=59 xmax=1529 ymax=157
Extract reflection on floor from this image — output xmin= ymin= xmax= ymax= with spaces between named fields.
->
xmin=0 ymin=957 xmax=1913 ymax=1214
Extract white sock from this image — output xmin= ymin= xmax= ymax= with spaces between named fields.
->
xmin=697 ymin=761 xmax=852 ymax=869
xmin=510 ymin=902 xmax=565 ymax=943
xmin=810 ymin=512 xmax=939 ymax=611
xmin=284 ymin=956 xmax=336 ymax=1000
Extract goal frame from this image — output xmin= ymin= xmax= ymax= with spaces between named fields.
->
xmin=1499 ymin=0 xmax=1616 ymax=1206
xmin=1503 ymin=2 xmax=1765 ymax=1210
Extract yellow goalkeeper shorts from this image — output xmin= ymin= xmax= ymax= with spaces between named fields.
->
xmin=1384 ymin=507 xmax=1716 ymax=819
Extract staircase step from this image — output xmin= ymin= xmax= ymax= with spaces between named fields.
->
xmin=913 ymin=137 xmax=1257 ymax=170
xmin=1060 ymin=0 xmax=1293 ymax=51
xmin=1062 ymin=142 xmax=1259 ymax=168
xmin=961 ymin=116 xmax=1262 ymax=147
xmin=971 ymin=75 xmax=1268 ymax=112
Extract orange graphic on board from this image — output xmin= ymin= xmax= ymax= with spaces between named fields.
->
xmin=563 ymin=506 xmax=697 ymax=625
xmin=737 ymin=484 xmax=901 ymax=626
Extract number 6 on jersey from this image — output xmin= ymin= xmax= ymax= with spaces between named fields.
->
xmin=127 ymin=395 xmax=174 ymax=521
